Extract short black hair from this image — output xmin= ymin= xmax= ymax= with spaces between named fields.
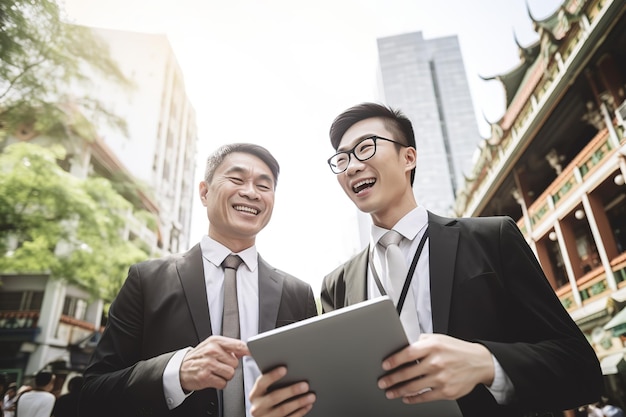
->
xmin=35 ymin=370 xmax=54 ymax=388
xmin=329 ymin=102 xmax=416 ymax=185
xmin=204 ymin=143 xmax=280 ymax=187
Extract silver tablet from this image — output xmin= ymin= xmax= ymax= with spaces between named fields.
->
xmin=247 ymin=296 xmax=462 ymax=417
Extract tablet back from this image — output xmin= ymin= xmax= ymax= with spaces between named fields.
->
xmin=247 ymin=296 xmax=462 ymax=417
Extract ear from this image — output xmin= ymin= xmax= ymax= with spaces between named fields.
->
xmin=199 ymin=181 xmax=209 ymax=205
xmin=404 ymin=146 xmax=417 ymax=172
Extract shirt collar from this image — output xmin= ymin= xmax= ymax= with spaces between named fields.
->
xmin=200 ymin=235 xmax=258 ymax=272
xmin=370 ymin=205 xmax=428 ymax=246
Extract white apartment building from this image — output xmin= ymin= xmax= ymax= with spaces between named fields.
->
xmin=89 ymin=27 xmax=198 ymax=254
xmin=0 ymin=26 xmax=199 ymax=385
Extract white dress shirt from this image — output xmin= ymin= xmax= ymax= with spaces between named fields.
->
xmin=368 ymin=206 xmax=514 ymax=404
xmin=163 ymin=235 xmax=262 ymax=416
xmin=369 ymin=206 xmax=431 ymax=335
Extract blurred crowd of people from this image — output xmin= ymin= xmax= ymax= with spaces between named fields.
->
xmin=0 ymin=371 xmax=83 ymax=417
xmin=578 ymin=396 xmax=625 ymax=417
xmin=2 ymin=366 xmax=624 ymax=417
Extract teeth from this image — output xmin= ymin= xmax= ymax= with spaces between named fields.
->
xmin=352 ymin=178 xmax=375 ymax=192
xmin=234 ymin=205 xmax=258 ymax=215
xmin=354 ymin=179 xmax=375 ymax=188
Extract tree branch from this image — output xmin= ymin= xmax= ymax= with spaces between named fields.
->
xmin=0 ymin=58 xmax=47 ymax=100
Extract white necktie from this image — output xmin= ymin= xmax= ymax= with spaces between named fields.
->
xmin=378 ymin=230 xmax=421 ymax=342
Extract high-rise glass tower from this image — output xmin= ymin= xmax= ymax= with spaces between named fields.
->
xmin=377 ymin=31 xmax=481 ymax=217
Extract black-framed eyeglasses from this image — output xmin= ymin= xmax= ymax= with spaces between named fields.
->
xmin=327 ymin=135 xmax=409 ymax=174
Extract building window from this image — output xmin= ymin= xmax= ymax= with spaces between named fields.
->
xmin=0 ymin=291 xmax=44 ymax=311
xmin=62 ymin=296 xmax=87 ymax=321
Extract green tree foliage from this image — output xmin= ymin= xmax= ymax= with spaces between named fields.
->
xmin=0 ymin=142 xmax=149 ymax=301
xmin=0 ymin=0 xmax=131 ymax=142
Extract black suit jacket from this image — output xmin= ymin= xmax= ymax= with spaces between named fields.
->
xmin=79 ymin=244 xmax=317 ymax=417
xmin=320 ymin=212 xmax=603 ymax=417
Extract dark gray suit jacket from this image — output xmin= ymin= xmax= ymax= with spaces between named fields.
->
xmin=79 ymin=244 xmax=317 ymax=417
xmin=321 ymin=212 xmax=603 ymax=417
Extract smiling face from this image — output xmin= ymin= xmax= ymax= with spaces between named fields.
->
xmin=199 ymin=152 xmax=275 ymax=251
xmin=336 ymin=117 xmax=417 ymax=228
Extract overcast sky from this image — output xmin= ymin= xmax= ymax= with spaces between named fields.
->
xmin=63 ymin=0 xmax=563 ymax=294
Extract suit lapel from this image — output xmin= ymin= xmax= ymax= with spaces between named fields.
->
xmin=177 ymin=249 xmax=284 ymax=339
xmin=177 ymin=244 xmax=213 ymax=341
xmin=345 ymin=248 xmax=369 ymax=305
xmin=428 ymin=212 xmax=459 ymax=334
xmin=258 ymin=255 xmax=283 ymax=333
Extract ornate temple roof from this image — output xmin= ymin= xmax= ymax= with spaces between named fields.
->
xmin=480 ymin=40 xmax=540 ymax=109
xmin=455 ymin=0 xmax=600 ymax=215
xmin=479 ymin=0 xmax=584 ymax=136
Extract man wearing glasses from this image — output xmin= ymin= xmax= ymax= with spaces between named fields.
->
xmin=250 ymin=103 xmax=602 ymax=417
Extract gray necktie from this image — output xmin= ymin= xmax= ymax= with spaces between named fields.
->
xmin=221 ymin=254 xmax=245 ymax=417
xmin=378 ymin=230 xmax=421 ymax=342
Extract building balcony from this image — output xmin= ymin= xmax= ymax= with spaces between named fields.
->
xmin=57 ymin=314 xmax=97 ymax=346
xmin=0 ymin=311 xmax=40 ymax=341
xmin=557 ymin=251 xmax=626 ymax=313
xmin=125 ymin=211 xmax=160 ymax=254
xmin=0 ymin=310 xmax=96 ymax=346
xmin=511 ymin=120 xmax=626 ymax=318
xmin=526 ymin=126 xmax=620 ymax=231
